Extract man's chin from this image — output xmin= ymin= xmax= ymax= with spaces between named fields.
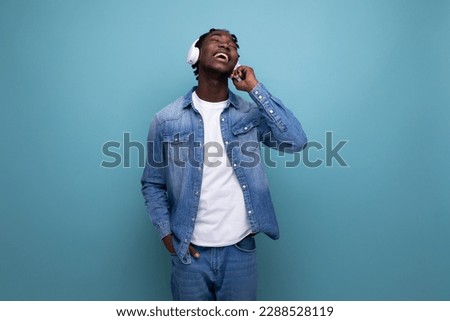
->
xmin=203 ymin=64 xmax=234 ymax=78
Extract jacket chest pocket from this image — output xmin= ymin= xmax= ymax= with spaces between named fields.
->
xmin=163 ymin=132 xmax=192 ymax=166
xmin=232 ymin=119 xmax=259 ymax=144
xmin=231 ymin=120 xmax=261 ymax=166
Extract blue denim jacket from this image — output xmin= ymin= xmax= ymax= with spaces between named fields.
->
xmin=141 ymin=83 xmax=307 ymax=264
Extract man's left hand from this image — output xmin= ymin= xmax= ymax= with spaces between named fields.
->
xmin=231 ymin=65 xmax=259 ymax=92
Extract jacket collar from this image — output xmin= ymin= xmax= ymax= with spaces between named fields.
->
xmin=181 ymin=86 xmax=240 ymax=109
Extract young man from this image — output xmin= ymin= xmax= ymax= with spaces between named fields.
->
xmin=141 ymin=28 xmax=307 ymax=300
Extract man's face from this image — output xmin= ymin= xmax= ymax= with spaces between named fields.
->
xmin=198 ymin=31 xmax=239 ymax=76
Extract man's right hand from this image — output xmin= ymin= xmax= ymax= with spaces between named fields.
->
xmin=162 ymin=234 xmax=200 ymax=258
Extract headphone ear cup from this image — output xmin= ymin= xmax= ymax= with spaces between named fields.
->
xmin=186 ymin=39 xmax=200 ymax=65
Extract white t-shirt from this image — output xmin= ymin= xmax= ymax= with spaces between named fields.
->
xmin=190 ymin=91 xmax=252 ymax=246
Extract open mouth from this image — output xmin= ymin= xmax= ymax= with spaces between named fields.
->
xmin=213 ymin=52 xmax=229 ymax=62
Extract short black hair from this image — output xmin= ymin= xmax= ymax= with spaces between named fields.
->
xmin=191 ymin=28 xmax=239 ymax=80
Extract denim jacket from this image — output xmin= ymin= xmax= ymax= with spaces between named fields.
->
xmin=141 ymin=83 xmax=307 ymax=264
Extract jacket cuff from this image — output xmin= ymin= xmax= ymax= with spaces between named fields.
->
xmin=156 ymin=221 xmax=172 ymax=239
xmin=249 ymin=82 xmax=270 ymax=106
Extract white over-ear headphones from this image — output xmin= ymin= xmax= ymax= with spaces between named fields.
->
xmin=186 ymin=39 xmax=200 ymax=65
xmin=186 ymin=38 xmax=240 ymax=68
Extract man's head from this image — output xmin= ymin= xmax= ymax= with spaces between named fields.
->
xmin=189 ymin=28 xmax=240 ymax=80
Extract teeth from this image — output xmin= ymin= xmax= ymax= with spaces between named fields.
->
xmin=214 ymin=53 xmax=229 ymax=61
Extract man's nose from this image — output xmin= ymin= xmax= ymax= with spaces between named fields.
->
xmin=218 ymin=42 xmax=229 ymax=49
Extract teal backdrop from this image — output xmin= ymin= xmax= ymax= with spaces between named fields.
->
xmin=1 ymin=0 xmax=449 ymax=300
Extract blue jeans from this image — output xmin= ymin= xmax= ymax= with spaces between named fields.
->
xmin=170 ymin=235 xmax=257 ymax=301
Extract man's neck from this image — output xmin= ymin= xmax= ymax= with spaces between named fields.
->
xmin=195 ymin=73 xmax=229 ymax=102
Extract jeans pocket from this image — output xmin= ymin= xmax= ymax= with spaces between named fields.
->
xmin=234 ymin=235 xmax=256 ymax=253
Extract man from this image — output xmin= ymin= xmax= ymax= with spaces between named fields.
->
xmin=141 ymin=28 xmax=307 ymax=300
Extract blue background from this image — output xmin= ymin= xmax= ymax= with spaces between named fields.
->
xmin=1 ymin=0 xmax=449 ymax=300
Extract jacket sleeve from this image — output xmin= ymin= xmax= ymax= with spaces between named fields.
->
xmin=250 ymin=83 xmax=307 ymax=153
xmin=140 ymin=115 xmax=172 ymax=239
